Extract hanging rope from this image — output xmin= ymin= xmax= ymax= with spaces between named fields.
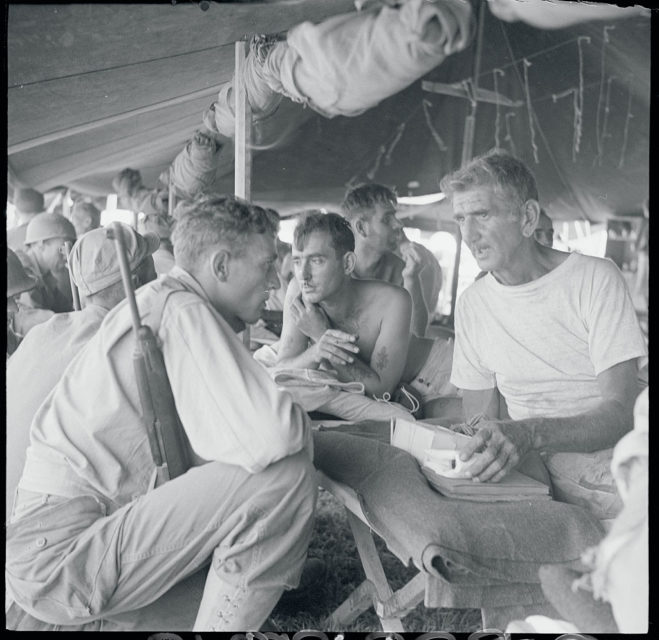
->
xmin=600 ymin=75 xmax=618 ymax=158
xmin=365 ymin=144 xmax=387 ymax=180
xmin=522 ymin=59 xmax=539 ymax=163
xmin=421 ymin=99 xmax=448 ymax=152
xmin=499 ymin=20 xmax=589 ymax=221
xmin=552 ymin=88 xmax=579 ymax=163
xmin=384 ymin=121 xmax=406 ymax=166
xmin=594 ymin=25 xmax=616 ymax=166
xmin=493 ymin=68 xmax=505 ymax=149
xmin=575 ymin=36 xmax=590 ymax=158
xmin=571 ymin=89 xmax=582 ymax=163
xmin=618 ymin=83 xmax=634 ymax=169
xmin=504 ymin=111 xmax=517 ymax=157
xmin=353 ymin=102 xmax=422 ymax=184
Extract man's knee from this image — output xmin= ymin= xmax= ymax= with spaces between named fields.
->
xmin=262 ymin=450 xmax=317 ymax=513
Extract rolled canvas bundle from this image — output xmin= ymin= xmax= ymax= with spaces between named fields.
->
xmin=171 ymin=0 xmax=474 ymax=198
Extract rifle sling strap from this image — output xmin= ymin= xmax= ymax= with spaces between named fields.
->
xmin=140 ymin=275 xmax=190 ymax=339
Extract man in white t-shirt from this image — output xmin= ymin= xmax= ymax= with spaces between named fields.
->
xmin=440 ymin=150 xmax=646 ymax=519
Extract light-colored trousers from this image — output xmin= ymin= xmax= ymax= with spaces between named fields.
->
xmin=6 ymin=451 xmax=317 ymax=630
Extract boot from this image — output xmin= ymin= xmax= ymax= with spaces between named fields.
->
xmin=193 ymin=566 xmax=284 ymax=631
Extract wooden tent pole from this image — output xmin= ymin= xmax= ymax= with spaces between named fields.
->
xmin=461 ymin=0 xmax=486 ymax=165
xmin=234 ymin=39 xmax=253 ymax=348
xmin=168 ymin=171 xmax=175 ymax=219
xmin=62 ymin=189 xmax=72 ymax=220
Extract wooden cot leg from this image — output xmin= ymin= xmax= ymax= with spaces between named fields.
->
xmin=345 ymin=511 xmax=406 ymax=632
xmin=324 ymin=579 xmax=375 ymax=629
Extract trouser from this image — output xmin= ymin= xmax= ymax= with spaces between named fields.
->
xmin=544 ymin=449 xmax=623 ymax=523
xmin=6 ymin=451 xmax=317 ymax=630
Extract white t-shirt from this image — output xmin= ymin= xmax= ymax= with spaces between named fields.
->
xmin=451 ymin=253 xmax=647 ymax=421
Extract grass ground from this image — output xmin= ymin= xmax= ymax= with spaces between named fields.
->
xmin=268 ymin=489 xmax=482 ymax=633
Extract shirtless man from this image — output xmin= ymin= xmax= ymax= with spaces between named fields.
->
xmin=341 ymin=184 xmax=439 ymax=336
xmin=277 ymin=211 xmax=412 ymax=398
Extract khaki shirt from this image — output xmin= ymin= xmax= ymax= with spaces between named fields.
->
xmin=6 ymin=304 xmax=108 ymax=520
xmin=19 ymin=267 xmax=311 ymax=511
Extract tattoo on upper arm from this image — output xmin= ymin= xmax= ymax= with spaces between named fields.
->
xmin=374 ymin=346 xmax=389 ymax=372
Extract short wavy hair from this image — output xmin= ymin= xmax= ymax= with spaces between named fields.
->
xmin=340 ymin=183 xmax=398 ymax=221
xmin=439 ymin=149 xmax=539 ymax=210
xmin=293 ymin=210 xmax=355 ymax=258
xmin=172 ymin=193 xmax=279 ymax=271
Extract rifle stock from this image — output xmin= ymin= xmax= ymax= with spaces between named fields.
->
xmin=108 ymin=223 xmax=191 ymax=484
xmin=133 ymin=325 xmax=191 ymax=481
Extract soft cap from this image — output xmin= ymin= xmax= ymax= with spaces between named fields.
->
xmin=69 ymin=223 xmax=159 ymax=296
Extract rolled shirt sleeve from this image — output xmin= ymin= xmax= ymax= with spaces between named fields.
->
xmin=161 ymin=295 xmax=311 ymax=473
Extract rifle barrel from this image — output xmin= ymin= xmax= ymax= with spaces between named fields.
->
xmin=107 ymin=222 xmax=142 ymax=335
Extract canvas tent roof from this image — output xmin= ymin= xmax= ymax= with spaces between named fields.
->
xmin=7 ymin=1 xmax=651 ymax=223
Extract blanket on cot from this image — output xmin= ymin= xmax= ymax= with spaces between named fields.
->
xmin=313 ymin=427 xmax=604 ymax=608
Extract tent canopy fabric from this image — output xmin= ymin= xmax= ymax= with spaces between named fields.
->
xmin=7 ymin=1 xmax=650 ymax=223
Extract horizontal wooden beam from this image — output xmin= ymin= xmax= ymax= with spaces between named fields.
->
xmin=422 ymin=80 xmax=524 ymax=108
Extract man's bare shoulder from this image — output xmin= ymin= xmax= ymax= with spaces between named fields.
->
xmin=353 ymin=277 xmax=411 ymax=307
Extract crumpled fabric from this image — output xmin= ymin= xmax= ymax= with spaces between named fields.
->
xmin=577 ymin=387 xmax=648 ymax=633
xmin=529 ymin=387 xmax=649 ymax=634
xmin=313 ymin=431 xmax=604 ymax=584
xmin=169 ymin=128 xmax=229 ymax=201
xmin=261 ymin=0 xmax=474 ymax=118
xmin=272 ymin=367 xmax=365 ymax=411
xmin=203 ymin=45 xmax=284 ymax=139
xmin=112 ymin=169 xmax=168 ymax=216
xmin=272 ymin=367 xmax=412 ymax=421
xmin=171 ymin=1 xmax=471 ymax=199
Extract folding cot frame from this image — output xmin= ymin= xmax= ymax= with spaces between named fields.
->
xmin=317 ymin=470 xmax=452 ymax=632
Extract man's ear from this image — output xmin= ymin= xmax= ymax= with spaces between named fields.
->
xmin=343 ymin=251 xmax=356 ymax=275
xmin=520 ymin=200 xmax=541 ymax=238
xmin=210 ymin=248 xmax=231 ymax=282
xmin=354 ymin=217 xmax=368 ymax=239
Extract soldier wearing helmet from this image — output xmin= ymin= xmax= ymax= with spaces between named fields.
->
xmin=16 ymin=213 xmax=77 ymax=314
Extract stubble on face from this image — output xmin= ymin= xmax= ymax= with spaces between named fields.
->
xmin=452 ymin=188 xmax=525 ymax=274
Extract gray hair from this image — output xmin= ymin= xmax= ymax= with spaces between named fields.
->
xmin=439 ymin=149 xmax=539 ymax=209
xmin=172 ymin=193 xmax=279 ymax=272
